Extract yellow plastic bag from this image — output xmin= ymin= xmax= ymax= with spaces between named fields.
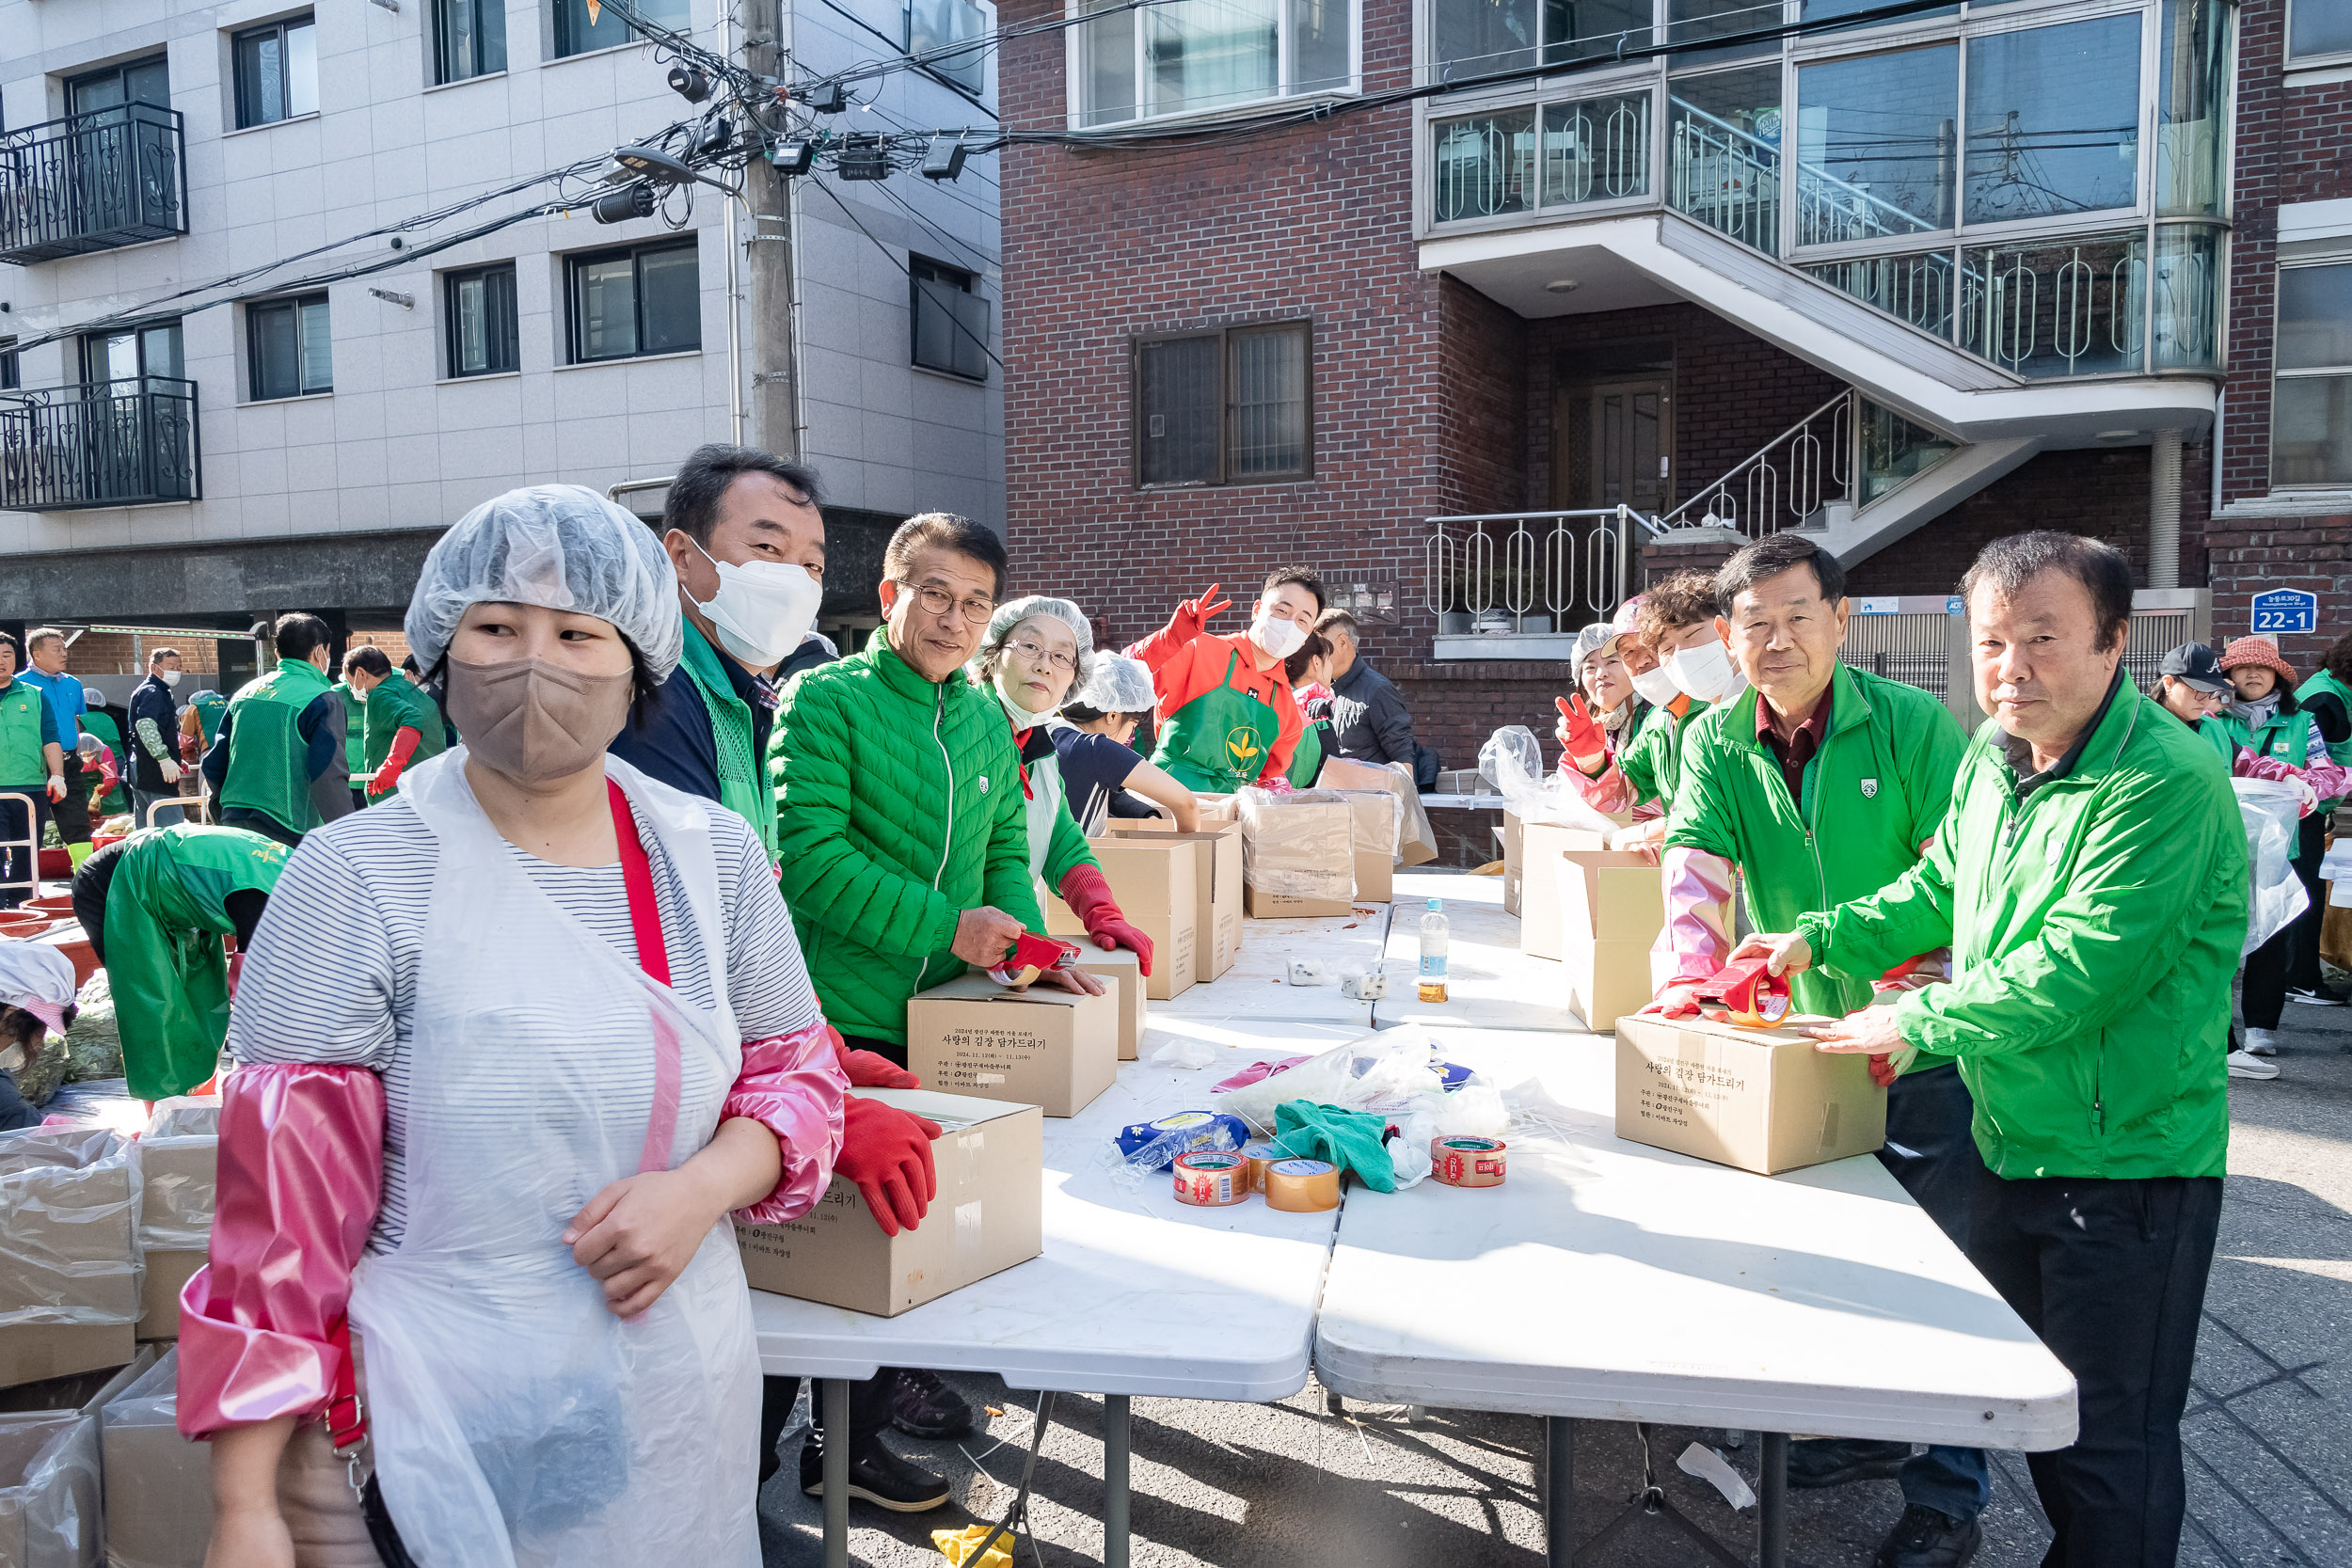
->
xmin=931 ymin=1526 xmax=1017 ymax=1568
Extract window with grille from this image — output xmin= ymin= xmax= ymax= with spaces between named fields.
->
xmin=911 ymin=258 xmax=991 ymax=381
xmin=1134 ymin=323 xmax=1311 ymax=487
xmin=247 ymin=294 xmax=331 ymax=401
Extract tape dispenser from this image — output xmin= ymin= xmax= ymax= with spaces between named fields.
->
xmin=1690 ymin=954 xmax=1792 ymax=1027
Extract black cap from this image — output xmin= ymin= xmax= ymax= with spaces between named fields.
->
xmin=2160 ymin=642 xmax=2232 ymax=696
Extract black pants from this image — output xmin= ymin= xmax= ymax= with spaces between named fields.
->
xmin=760 ymin=1371 xmax=894 ymax=1461
xmin=0 ymin=794 xmax=50 ymax=908
xmin=219 ymin=806 xmax=303 ymax=848
xmin=53 ymin=755 xmax=92 ymax=844
xmin=841 ymin=1030 xmax=909 ymax=1069
xmin=1963 ymin=1170 xmax=2223 ymax=1567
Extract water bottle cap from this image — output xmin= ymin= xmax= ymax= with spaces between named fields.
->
xmin=1426 ymin=898 xmax=1442 ymax=911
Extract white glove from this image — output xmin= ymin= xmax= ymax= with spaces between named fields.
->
xmin=160 ymin=759 xmax=182 ymax=784
xmin=2296 ymin=778 xmax=2319 ymax=819
xmin=45 ymin=774 xmax=66 ymax=802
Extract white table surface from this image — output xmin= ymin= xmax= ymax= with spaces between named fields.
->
xmin=1153 ymin=908 xmax=1391 ymax=1025
xmin=1375 ymin=872 xmax=1579 ymax=1034
xmin=1313 ymin=1029 xmax=2078 ymax=1451
xmin=752 ymin=1018 xmax=1365 ymax=1401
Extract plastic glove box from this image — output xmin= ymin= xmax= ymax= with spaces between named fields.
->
xmin=1613 ymin=1012 xmax=1886 ymax=1175
xmin=906 ymin=974 xmax=1120 ymax=1117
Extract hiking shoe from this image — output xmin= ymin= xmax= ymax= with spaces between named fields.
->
xmin=800 ymin=1432 xmax=951 ymax=1513
xmin=2286 ymin=983 xmax=2348 ymax=1006
xmin=890 ymin=1368 xmax=977 ymax=1440
xmin=2227 ymin=1050 xmax=2280 ymax=1080
xmin=1787 ymin=1437 xmax=1911 ymax=1489
xmin=1873 ymin=1503 xmax=1981 ymax=1567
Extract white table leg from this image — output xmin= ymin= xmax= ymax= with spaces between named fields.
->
xmin=1103 ymin=1393 xmax=1131 ymax=1568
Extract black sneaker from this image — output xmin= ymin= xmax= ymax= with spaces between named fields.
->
xmin=2287 ymin=983 xmax=2349 ymax=1006
xmin=1787 ymin=1437 xmax=1911 ymax=1489
xmin=799 ymin=1431 xmax=951 ymax=1513
xmin=1873 ymin=1503 xmax=1981 ymax=1567
xmin=890 ymin=1368 xmax=977 ymax=1440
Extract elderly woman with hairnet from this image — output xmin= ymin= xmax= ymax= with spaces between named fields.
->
xmin=178 ymin=485 xmax=848 ymax=1568
xmin=970 ymin=596 xmax=1156 ymax=974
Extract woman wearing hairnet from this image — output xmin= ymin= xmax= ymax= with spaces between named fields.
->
xmin=1053 ymin=654 xmax=1200 ymax=832
xmin=179 ymin=485 xmax=849 ymax=1568
xmin=970 ymin=598 xmax=1155 ymax=973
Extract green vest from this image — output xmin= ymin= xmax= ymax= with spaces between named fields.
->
xmin=191 ymin=690 xmax=228 ymax=748
xmin=332 ymin=682 xmax=368 ymax=782
xmin=221 ymin=657 xmax=332 ymax=833
xmin=2212 ymin=702 xmax=2310 ymax=767
xmin=105 ymin=825 xmax=289 ymax=1100
xmin=360 ymin=669 xmax=450 ymax=791
xmin=1285 ymin=719 xmax=1327 ymax=788
xmin=2295 ymin=670 xmax=2352 ymax=793
xmin=675 ymin=621 xmax=778 ymax=863
xmin=0 ymin=680 xmax=48 ymax=787
xmin=1155 ymin=646 xmax=1282 ymax=793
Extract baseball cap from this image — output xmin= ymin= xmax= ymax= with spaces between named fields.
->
xmin=2159 ymin=642 xmax=2231 ymax=696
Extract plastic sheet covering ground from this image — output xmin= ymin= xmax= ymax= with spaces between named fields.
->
xmin=0 ymin=1411 xmax=102 ymax=1568
xmin=1212 ymin=1026 xmax=1510 ymax=1191
xmin=1477 ymin=725 xmax=1619 ymax=833
xmin=0 ymin=1128 xmax=141 ymax=1327
xmin=2235 ymin=778 xmax=2310 ymax=957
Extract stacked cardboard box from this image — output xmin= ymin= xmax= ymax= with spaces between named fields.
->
xmin=0 ymin=1131 xmax=139 ymax=1390
xmin=1327 ymin=792 xmax=1401 ymax=903
xmin=907 ymin=974 xmax=1120 ymax=1117
xmin=1073 ymin=946 xmax=1144 ymax=1060
xmin=1555 ymin=848 xmax=1666 ymax=1032
xmin=1514 ymin=822 xmax=1613 ymax=958
xmin=1045 ymin=836 xmax=1201 ymax=1001
xmin=1315 ymin=758 xmax=1438 ymax=866
xmin=1234 ymin=791 xmax=1355 ymax=918
xmin=100 ymin=1349 xmax=210 ymax=1568
xmin=1613 ymin=1012 xmax=1887 ymax=1174
xmin=133 ymin=1098 xmax=220 ymax=1343
xmin=1107 ymin=823 xmax=1244 ymax=981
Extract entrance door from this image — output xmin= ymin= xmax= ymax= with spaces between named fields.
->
xmin=1589 ymin=378 xmax=1671 ymax=515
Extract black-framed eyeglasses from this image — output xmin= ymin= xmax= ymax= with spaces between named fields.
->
xmin=896 ymin=580 xmax=996 ymax=626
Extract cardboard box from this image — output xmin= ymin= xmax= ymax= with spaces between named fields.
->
xmin=1237 ymin=792 xmax=1355 ymax=918
xmin=1565 ymin=940 xmax=1657 ymax=1034
xmin=1516 ymin=824 xmax=1614 ymax=958
xmin=1315 ymin=758 xmax=1439 ymax=866
xmin=0 ymin=1131 xmax=139 ymax=1391
xmin=1332 ymin=792 xmax=1401 ymax=904
xmin=0 ymin=1410 xmax=102 ymax=1568
xmin=1046 ymin=837 xmax=1200 ymax=1002
xmin=737 ymin=1088 xmax=1043 ymax=1317
xmin=135 ymin=1252 xmax=206 ymax=1343
xmin=1502 ymin=812 xmax=1523 ymax=914
xmin=1074 ymin=946 xmax=1145 ymax=1061
xmin=101 ymin=1350 xmax=209 ymax=1568
xmin=907 ymin=974 xmax=1120 ymax=1117
xmin=1613 ymin=1012 xmax=1887 ymax=1175
xmin=1109 ymin=825 xmax=1243 ymax=982
xmin=0 ymin=1324 xmax=136 ymax=1393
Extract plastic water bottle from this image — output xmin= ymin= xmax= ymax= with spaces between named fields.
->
xmin=1418 ymin=898 xmax=1450 ymax=1003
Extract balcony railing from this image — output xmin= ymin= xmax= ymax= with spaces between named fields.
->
xmin=1655 ymin=388 xmax=1957 ymax=538
xmin=1423 ymin=507 xmax=1635 ymax=648
xmin=0 ymin=378 xmax=201 ymax=511
xmin=0 ymin=104 xmax=188 ymax=264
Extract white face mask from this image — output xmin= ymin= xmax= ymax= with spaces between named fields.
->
xmin=159 ymin=669 xmax=182 ymax=688
xmin=993 ymin=676 xmax=1045 ymax=732
xmin=1666 ymin=639 xmax=1740 ymax=703
xmin=1629 ymin=664 xmax=1683 ymax=707
xmin=353 ymin=686 xmax=369 ymax=704
xmin=1252 ymin=612 xmax=1308 ymax=661
xmin=688 ymin=539 xmax=823 ymax=668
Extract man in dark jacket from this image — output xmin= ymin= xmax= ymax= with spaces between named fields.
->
xmin=127 ymin=647 xmax=186 ymax=828
xmin=1319 ymin=610 xmax=1427 ymax=780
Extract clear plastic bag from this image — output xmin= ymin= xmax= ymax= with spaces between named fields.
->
xmin=1214 ymin=1026 xmax=1509 ymax=1189
xmin=99 ymin=1348 xmax=215 ymax=1568
xmin=1477 ymin=726 xmax=1620 ymax=833
xmin=0 ymin=1127 xmax=142 ymax=1327
xmin=1235 ymin=788 xmax=1355 ymax=901
xmin=2234 ymin=778 xmax=2310 ymax=957
xmin=0 ymin=1410 xmax=103 ymax=1568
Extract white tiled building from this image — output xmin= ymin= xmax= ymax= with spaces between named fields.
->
xmin=0 ymin=0 xmax=1002 ymax=650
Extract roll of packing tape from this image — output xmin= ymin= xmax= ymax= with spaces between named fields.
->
xmin=1173 ymin=1150 xmax=1249 ymax=1207
xmin=1431 ymin=1135 xmax=1507 ymax=1188
xmin=1263 ymin=1157 xmax=1342 ymax=1212
xmin=1240 ymin=1140 xmax=1285 ymax=1193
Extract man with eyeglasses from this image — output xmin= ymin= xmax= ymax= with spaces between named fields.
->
xmin=766 ymin=509 xmax=1104 ymax=1511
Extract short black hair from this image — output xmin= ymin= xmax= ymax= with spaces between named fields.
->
xmin=663 ymin=444 xmax=825 ymax=547
xmin=342 ymin=645 xmax=393 ymax=679
xmin=1716 ymin=534 xmax=1848 ymax=615
xmin=1284 ymin=631 xmax=1330 ymax=686
xmin=400 ymin=654 xmax=421 ymax=674
xmin=2324 ymin=630 xmax=2352 ymax=688
xmin=1960 ymin=531 xmax=2134 ymax=653
xmin=266 ymin=613 xmax=332 ymax=662
xmin=882 ymin=513 xmax=1009 ymax=602
xmin=1061 ymin=702 xmax=1148 ymax=725
xmin=1264 ymin=565 xmax=1325 ymax=614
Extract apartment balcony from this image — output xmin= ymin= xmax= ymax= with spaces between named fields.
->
xmin=0 ymin=104 xmax=189 ymax=264
xmin=0 ymin=378 xmax=202 ymax=511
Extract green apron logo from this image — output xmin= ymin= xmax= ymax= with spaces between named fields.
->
xmin=1226 ymin=727 xmax=1263 ymax=771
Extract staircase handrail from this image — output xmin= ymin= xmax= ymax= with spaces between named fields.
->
xmin=1655 ymin=390 xmax=1852 ymax=531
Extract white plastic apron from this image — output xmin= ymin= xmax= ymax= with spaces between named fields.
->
xmin=1022 ymin=742 xmax=1067 ymax=911
xmin=346 ymin=750 xmax=760 ymax=1568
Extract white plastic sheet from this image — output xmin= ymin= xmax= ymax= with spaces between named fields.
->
xmin=0 ymin=1411 xmax=102 ymax=1568
xmin=0 ymin=1128 xmax=141 ymax=1328
xmin=1213 ymin=1027 xmax=1511 ymax=1191
xmin=1476 ymin=726 xmax=1619 ymax=833
xmin=2234 ymin=778 xmax=2309 ymax=957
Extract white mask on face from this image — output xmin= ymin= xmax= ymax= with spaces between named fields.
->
xmin=159 ymin=669 xmax=182 ymax=687
xmin=1666 ymin=639 xmax=1740 ymax=703
xmin=1629 ymin=664 xmax=1683 ymax=707
xmin=993 ymin=674 xmax=1045 ymax=733
xmin=1251 ymin=612 xmax=1308 ymax=660
xmin=688 ymin=539 xmax=823 ymax=668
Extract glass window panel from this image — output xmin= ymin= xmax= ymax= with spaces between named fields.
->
xmin=1432 ymin=0 xmax=1539 ymax=83
xmin=1542 ymin=93 xmax=1650 ymax=206
xmin=298 ymin=298 xmax=332 ymax=393
xmin=1082 ymin=0 xmax=1137 ymax=126
xmin=72 ymin=72 xmax=126 ymax=115
xmin=455 ymin=276 xmax=489 ymax=373
xmin=911 ymin=0 xmax=989 ymax=93
xmin=252 ymin=304 xmax=299 ymax=399
xmin=1228 ymin=328 xmax=1307 ymax=479
xmin=124 ymin=58 xmax=172 ymax=109
xmin=559 ymin=0 xmax=632 ymax=56
xmin=2289 ymin=0 xmax=2352 ymax=61
xmin=1290 ymin=0 xmax=1351 ymax=94
xmin=636 ymin=245 xmax=701 ymax=355
xmin=1544 ymin=0 xmax=1651 ymax=70
xmin=2157 ymin=0 xmax=2229 ymax=217
xmin=95 ymin=332 xmax=140 ymax=384
xmin=1668 ymin=66 xmax=1782 ymax=254
xmin=287 ymin=23 xmax=318 ymax=118
xmin=1960 ymin=230 xmax=2145 ymax=378
xmin=2274 ymin=376 xmax=2352 ymax=486
xmin=2150 ymin=226 xmax=2218 ymax=371
xmin=258 ymin=33 xmax=284 ymax=123
xmin=1432 ymin=109 xmax=1536 ymax=223
xmin=0 ymin=342 xmax=16 ymax=392
xmin=1149 ymin=0 xmax=1279 ymax=116
xmin=1137 ymin=336 xmax=1220 ymax=484
xmin=1666 ymin=0 xmax=1776 ymax=65
xmin=1963 ymin=17 xmax=2141 ymax=226
xmin=233 ymin=31 xmax=274 ymax=127
xmin=141 ymin=323 xmax=183 ymax=381
xmin=2278 ymin=263 xmax=2352 ymax=371
xmin=577 ymin=256 xmax=638 ymax=359
xmin=1795 ymin=46 xmax=1958 ymax=243
xmin=1803 ymin=0 xmax=1955 ymax=23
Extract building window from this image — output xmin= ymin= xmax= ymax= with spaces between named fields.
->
xmin=1078 ymin=0 xmax=1354 ymax=127
xmin=554 ymin=0 xmax=690 ymax=58
xmin=445 ymin=264 xmax=520 ymax=376
xmin=82 ymin=320 xmax=183 ymax=385
xmin=247 ymin=293 xmax=332 ymax=400
xmin=2289 ymin=0 xmax=2352 ymax=64
xmin=1963 ymin=16 xmax=2142 ymax=224
xmin=911 ymin=258 xmax=991 ymax=381
xmin=0 ymin=340 xmax=17 ymax=391
xmin=68 ymin=55 xmax=171 ymax=116
xmin=567 ymin=240 xmax=700 ymax=363
xmin=435 ymin=0 xmax=508 ymax=83
xmin=2275 ymin=262 xmax=2352 ymax=489
xmin=1133 ymin=323 xmax=1311 ymax=486
xmin=234 ymin=16 xmax=319 ymax=129
xmin=1429 ymin=0 xmax=1650 ymax=84
xmin=909 ymin=0 xmax=989 ymax=93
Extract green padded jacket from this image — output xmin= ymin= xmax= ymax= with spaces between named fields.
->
xmin=768 ymin=635 xmax=1045 ymax=1046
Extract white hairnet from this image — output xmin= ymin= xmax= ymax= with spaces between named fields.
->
xmin=405 ymin=484 xmax=683 ymax=682
xmin=0 ymin=941 xmax=77 ymax=1032
xmin=1568 ymin=622 xmax=1617 ymax=690
xmin=1070 ymin=654 xmax=1155 ymax=716
xmin=971 ymin=595 xmax=1095 ymax=691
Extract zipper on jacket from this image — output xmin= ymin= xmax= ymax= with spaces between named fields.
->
xmin=912 ymin=681 xmax=954 ymax=992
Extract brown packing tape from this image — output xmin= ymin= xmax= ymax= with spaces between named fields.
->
xmin=1172 ymin=1151 xmax=1249 ymax=1207
xmin=1262 ymin=1158 xmax=1341 ymax=1212
xmin=1240 ymin=1141 xmax=1284 ymax=1194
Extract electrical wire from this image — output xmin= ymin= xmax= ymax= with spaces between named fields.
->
xmin=803 ymin=175 xmax=1005 ymax=371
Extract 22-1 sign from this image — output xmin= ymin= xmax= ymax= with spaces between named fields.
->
xmin=2251 ymin=588 xmax=2318 ymax=636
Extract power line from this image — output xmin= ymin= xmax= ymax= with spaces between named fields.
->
xmin=804 ymin=175 xmax=1004 ymax=372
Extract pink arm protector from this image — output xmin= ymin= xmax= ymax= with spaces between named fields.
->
xmin=176 ymin=1063 xmax=385 ymax=1439
xmin=2234 ymin=747 xmax=2352 ymax=802
xmin=1651 ymin=847 xmax=1738 ymax=998
xmin=724 ymin=1019 xmax=850 ymax=1226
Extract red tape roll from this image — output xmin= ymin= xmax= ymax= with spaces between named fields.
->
xmin=1431 ymin=1135 xmax=1507 ymax=1188
xmin=1173 ymin=1150 xmax=1248 ymax=1207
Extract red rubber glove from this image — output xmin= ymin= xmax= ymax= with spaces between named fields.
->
xmin=1554 ymin=695 xmax=1609 ymax=774
xmin=835 ymin=1095 xmax=942 ymax=1237
xmin=367 ymin=726 xmax=421 ymax=798
xmin=1167 ymin=582 xmax=1233 ymax=645
xmin=180 ymin=732 xmax=200 ymax=765
xmin=1058 ymin=863 xmax=1153 ymax=977
xmin=1867 ymin=1055 xmax=1900 ymax=1089
xmin=831 ymin=1025 xmax=921 ymax=1089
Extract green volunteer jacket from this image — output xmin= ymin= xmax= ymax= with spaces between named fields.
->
xmin=104 ymin=825 xmax=289 ymax=1100
xmin=359 ymin=667 xmax=450 ymax=795
xmin=768 ymin=636 xmax=1044 ymax=1047
xmin=220 ymin=658 xmax=333 ymax=833
xmin=2296 ymin=669 xmax=2352 ymax=767
xmin=1665 ymin=664 xmax=1967 ymax=1061
xmin=1620 ymin=696 xmax=1705 ymax=811
xmin=673 ymin=621 xmax=774 ymax=863
xmin=1795 ymin=679 xmax=2247 ymax=1180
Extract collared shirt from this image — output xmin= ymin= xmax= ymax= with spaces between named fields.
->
xmin=607 ymin=634 xmax=787 ymax=805
xmin=16 ymin=667 xmax=86 ymax=743
xmin=2001 ymin=664 xmax=2124 ymax=800
xmin=1756 ymin=681 xmax=1835 ymax=809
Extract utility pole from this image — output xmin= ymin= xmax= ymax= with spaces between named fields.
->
xmin=741 ymin=0 xmax=800 ymax=460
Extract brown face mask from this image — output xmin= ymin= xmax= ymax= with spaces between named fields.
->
xmin=443 ymin=656 xmax=634 ymax=786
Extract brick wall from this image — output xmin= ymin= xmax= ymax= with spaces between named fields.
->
xmin=2207 ymin=513 xmax=2352 ymax=669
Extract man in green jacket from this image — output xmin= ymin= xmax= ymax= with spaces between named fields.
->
xmin=1745 ymin=532 xmax=2243 ymax=1568
xmin=341 ymin=645 xmax=448 ymax=802
xmin=200 ymin=614 xmax=352 ymax=847
xmin=1657 ymin=535 xmax=1979 ymax=1565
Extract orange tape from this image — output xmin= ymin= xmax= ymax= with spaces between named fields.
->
xmin=1173 ymin=1151 xmax=1248 ymax=1207
xmin=1262 ymin=1158 xmax=1341 ymax=1212
xmin=1240 ymin=1141 xmax=1284 ymax=1194
xmin=1430 ymin=1135 xmax=1507 ymax=1188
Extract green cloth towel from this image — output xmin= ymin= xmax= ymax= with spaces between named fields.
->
xmin=1272 ymin=1101 xmax=1397 ymax=1193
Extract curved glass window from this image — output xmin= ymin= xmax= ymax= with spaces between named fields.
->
xmin=1963 ymin=16 xmax=2140 ymax=225
xmin=1796 ymin=45 xmax=1959 ymax=244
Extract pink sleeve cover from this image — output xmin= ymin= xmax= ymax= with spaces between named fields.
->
xmin=2234 ymin=747 xmax=2352 ymax=802
xmin=1560 ymin=757 xmax=1636 ymax=817
xmin=725 ymin=1020 xmax=850 ymax=1226
xmin=176 ymin=1064 xmax=385 ymax=1439
xmin=1652 ymin=847 xmax=1738 ymax=997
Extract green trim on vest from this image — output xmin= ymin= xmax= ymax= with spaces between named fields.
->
xmin=221 ymin=658 xmax=332 ymax=833
xmin=106 ymin=826 xmax=289 ymax=1099
xmin=332 ymin=682 xmax=368 ymax=779
xmin=676 ymin=620 xmax=778 ymax=863
xmin=0 ymin=681 xmax=49 ymax=787
xmin=2213 ymin=703 xmax=2309 ymax=767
